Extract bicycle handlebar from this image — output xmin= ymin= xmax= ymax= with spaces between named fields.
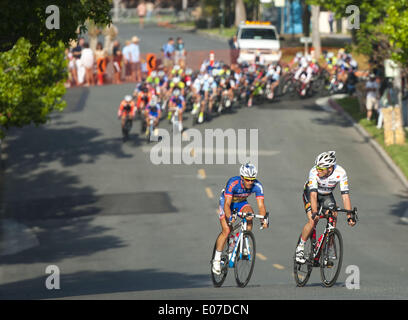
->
xmin=229 ymin=210 xmax=269 ymax=230
xmin=316 ymin=207 xmax=358 ymax=223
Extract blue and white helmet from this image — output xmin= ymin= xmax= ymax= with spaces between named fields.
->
xmin=240 ymin=163 xmax=257 ymax=179
xmin=315 ymin=151 xmax=336 ymax=168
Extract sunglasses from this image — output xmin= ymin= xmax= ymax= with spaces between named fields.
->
xmin=316 ymin=166 xmax=329 ymax=171
xmin=242 ymin=176 xmax=256 ymax=181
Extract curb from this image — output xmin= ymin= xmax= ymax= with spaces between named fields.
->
xmin=320 ymin=96 xmax=408 ymax=223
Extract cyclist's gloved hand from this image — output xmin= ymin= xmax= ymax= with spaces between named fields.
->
xmin=347 ymin=214 xmax=356 ymax=227
xmin=228 ymin=215 xmax=235 ymax=226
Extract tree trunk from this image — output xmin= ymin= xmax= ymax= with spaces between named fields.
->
xmin=235 ymin=0 xmax=246 ymax=27
xmin=301 ymin=0 xmax=310 ymax=37
xmin=311 ymin=5 xmax=321 ymax=59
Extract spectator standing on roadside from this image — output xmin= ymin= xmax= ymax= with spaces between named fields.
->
xmin=228 ymin=35 xmax=239 ymax=68
xmin=162 ymin=37 xmax=175 ymax=73
xmin=81 ymin=42 xmax=95 ymax=86
xmin=73 ymin=38 xmax=85 ymax=85
xmin=146 ymin=1 xmax=154 ymax=22
xmin=328 ymin=11 xmax=334 ymax=34
xmin=129 ymin=36 xmax=142 ymax=82
xmin=137 ymin=0 xmax=147 ymax=29
xmin=122 ymin=40 xmax=132 ymax=82
xmin=95 ymin=43 xmax=108 ymax=86
xmin=66 ymin=46 xmax=78 ymax=86
xmin=377 ymin=78 xmax=398 ymax=129
xmin=113 ymin=40 xmax=123 ymax=84
xmin=174 ymin=37 xmax=186 ymax=66
xmin=365 ymin=73 xmax=380 ymax=121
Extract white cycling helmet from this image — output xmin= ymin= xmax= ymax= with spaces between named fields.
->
xmin=315 ymin=151 xmax=336 ymax=168
xmin=173 ymin=88 xmax=181 ymax=97
xmin=150 ymin=71 xmax=157 ymax=78
xmin=173 ymin=77 xmax=180 ymax=84
xmin=240 ymin=163 xmax=257 ymax=179
xmin=208 ymin=77 xmax=214 ymax=84
xmin=124 ymin=95 xmax=132 ymax=102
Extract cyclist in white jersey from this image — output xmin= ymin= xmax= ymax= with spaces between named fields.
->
xmin=295 ymin=151 xmax=356 ymax=264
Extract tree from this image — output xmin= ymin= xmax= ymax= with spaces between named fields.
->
xmin=381 ymin=1 xmax=408 ymax=67
xmin=235 ymin=0 xmax=247 ymax=26
xmin=0 ymin=0 xmax=112 ymax=54
xmin=0 ymin=0 xmax=112 ymax=138
xmin=0 ymin=39 xmax=67 ymax=138
xmin=301 ymin=0 xmax=311 ymax=37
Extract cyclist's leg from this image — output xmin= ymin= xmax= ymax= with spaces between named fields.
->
xmin=213 ymin=195 xmax=232 ymax=275
xmin=321 ymin=195 xmax=338 ymax=226
xmin=121 ymin=114 xmax=127 ymax=129
xmin=297 ymin=185 xmax=319 ymax=262
xmin=237 ymin=202 xmax=254 ymax=231
xmin=300 ymin=186 xmax=320 ymax=242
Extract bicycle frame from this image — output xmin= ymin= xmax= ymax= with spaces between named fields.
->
xmin=228 ymin=218 xmax=251 ymax=268
xmin=227 ymin=211 xmax=268 ymax=268
xmin=309 ymin=206 xmax=357 ymax=265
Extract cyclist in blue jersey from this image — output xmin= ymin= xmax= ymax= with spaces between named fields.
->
xmin=212 ymin=163 xmax=269 ymax=275
xmin=168 ymin=88 xmax=186 ymax=132
xmin=144 ymin=95 xmax=161 ymax=137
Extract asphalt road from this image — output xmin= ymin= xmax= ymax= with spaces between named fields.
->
xmin=0 ymin=25 xmax=407 ymax=300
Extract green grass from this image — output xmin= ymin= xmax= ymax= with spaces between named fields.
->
xmin=173 ymin=21 xmax=196 ymax=28
xmin=204 ymin=27 xmax=237 ymax=39
xmin=336 ymin=96 xmax=408 ymax=180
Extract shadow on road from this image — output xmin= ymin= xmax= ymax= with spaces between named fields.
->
xmin=389 ymin=194 xmax=408 ymax=223
xmin=4 ymin=123 xmax=137 ymax=170
xmin=0 ymin=269 xmax=210 ymax=299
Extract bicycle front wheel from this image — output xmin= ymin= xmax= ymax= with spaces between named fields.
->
xmin=234 ymin=231 xmax=256 ymax=288
xmin=210 ymin=237 xmax=229 ymax=288
xmin=293 ymin=235 xmax=313 ymax=287
xmin=320 ymin=229 xmax=343 ymax=287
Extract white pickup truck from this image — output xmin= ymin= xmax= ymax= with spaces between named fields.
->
xmin=236 ymin=21 xmax=282 ymax=65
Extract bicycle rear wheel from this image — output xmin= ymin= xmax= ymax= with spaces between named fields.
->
xmin=210 ymin=237 xmax=229 ymax=288
xmin=234 ymin=231 xmax=256 ymax=288
xmin=320 ymin=229 xmax=343 ymax=287
xmin=293 ymin=235 xmax=313 ymax=287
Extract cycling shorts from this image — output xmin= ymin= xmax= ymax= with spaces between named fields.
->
xmin=218 ymin=192 xmax=251 ymax=220
xmin=302 ymin=183 xmax=337 ymax=215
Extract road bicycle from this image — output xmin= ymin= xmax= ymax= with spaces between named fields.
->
xmin=121 ymin=114 xmax=133 ymax=142
xmin=293 ymin=205 xmax=358 ymax=287
xmin=210 ymin=210 xmax=269 ymax=288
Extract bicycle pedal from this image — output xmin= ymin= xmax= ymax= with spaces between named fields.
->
xmin=324 ymin=260 xmax=334 ymax=268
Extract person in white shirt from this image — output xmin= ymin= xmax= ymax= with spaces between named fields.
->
xmin=365 ymin=73 xmax=379 ymax=121
xmin=80 ymin=42 xmax=94 ymax=86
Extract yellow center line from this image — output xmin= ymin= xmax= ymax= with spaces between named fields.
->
xmin=197 ymin=169 xmax=206 ymax=180
xmin=205 ymin=187 xmax=214 ymax=199
xmin=256 ymin=253 xmax=267 ymax=261
xmin=273 ymin=264 xmax=285 ymax=270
